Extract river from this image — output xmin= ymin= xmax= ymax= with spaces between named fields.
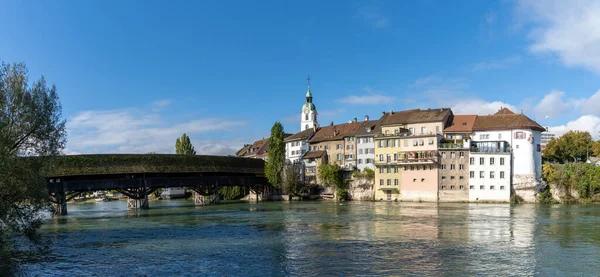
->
xmin=21 ymin=200 xmax=600 ymax=276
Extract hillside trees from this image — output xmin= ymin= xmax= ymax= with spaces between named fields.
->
xmin=175 ymin=133 xmax=196 ymax=155
xmin=543 ymin=131 xmax=594 ymax=163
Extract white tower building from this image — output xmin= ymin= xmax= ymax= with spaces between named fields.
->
xmin=301 ymin=76 xmax=318 ymax=131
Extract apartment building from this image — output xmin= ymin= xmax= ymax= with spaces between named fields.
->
xmin=438 ymin=115 xmax=476 ymax=202
xmin=355 ymin=115 xmax=380 ymax=171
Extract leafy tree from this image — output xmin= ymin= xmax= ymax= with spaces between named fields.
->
xmin=282 ymin=163 xmax=302 ymax=195
xmin=0 ymin=61 xmax=66 ymax=273
xmin=318 ymin=163 xmax=348 ymax=201
xmin=352 ymin=168 xmax=375 ymax=190
xmin=543 ymin=131 xmax=593 ymax=163
xmin=265 ymin=122 xmax=285 ymax=188
xmin=175 ymin=133 xmax=196 ymax=155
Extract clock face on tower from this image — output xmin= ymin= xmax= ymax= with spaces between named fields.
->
xmin=304 ymin=109 xmax=309 ymax=114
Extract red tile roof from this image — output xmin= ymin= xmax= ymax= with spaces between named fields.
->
xmin=444 ymin=115 xmax=477 ymax=132
xmin=381 ymin=108 xmax=452 ymax=126
xmin=309 ymin=122 xmax=363 ymax=143
xmin=473 ymin=109 xmax=545 ymax=131
xmin=303 ymin=150 xmax=327 ymax=159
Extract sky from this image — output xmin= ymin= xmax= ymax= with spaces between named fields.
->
xmin=2 ymin=0 xmax=600 ymax=155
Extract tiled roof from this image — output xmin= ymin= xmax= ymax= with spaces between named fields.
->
xmin=235 ymin=144 xmax=252 ymax=157
xmin=303 ymin=150 xmax=327 ymax=159
xmin=309 ymin=121 xmax=363 ymax=143
xmin=285 ymin=128 xmax=316 ymax=142
xmin=444 ymin=115 xmax=477 ymax=132
xmin=473 ymin=109 xmax=545 ymax=131
xmin=381 ymin=108 xmax=452 ymax=126
xmin=354 ymin=119 xmax=383 ymax=136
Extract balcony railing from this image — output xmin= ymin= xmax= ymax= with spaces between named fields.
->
xmin=470 ymin=147 xmax=510 ymax=153
xmin=439 ymin=143 xmax=466 ymax=149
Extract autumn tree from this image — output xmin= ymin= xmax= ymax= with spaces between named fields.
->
xmin=0 ymin=61 xmax=66 ymax=273
xmin=175 ymin=133 xmax=196 ymax=155
xmin=543 ymin=131 xmax=593 ymax=163
xmin=265 ymin=122 xmax=285 ymax=188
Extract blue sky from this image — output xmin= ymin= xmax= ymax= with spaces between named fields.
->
xmin=2 ymin=0 xmax=600 ymax=155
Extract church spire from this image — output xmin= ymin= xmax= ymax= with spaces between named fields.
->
xmin=306 ymin=75 xmax=312 ymax=98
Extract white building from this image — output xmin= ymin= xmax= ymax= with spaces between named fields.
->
xmin=541 ymin=127 xmax=555 ymax=151
xmin=355 ymin=116 xmax=379 ymax=171
xmin=470 ymin=108 xmax=545 ymax=202
xmin=284 ymin=128 xmax=314 ymax=163
xmin=468 ymin=142 xmax=511 ymax=202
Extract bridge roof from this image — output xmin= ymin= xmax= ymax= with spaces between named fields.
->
xmin=46 ymin=154 xmax=265 ymax=177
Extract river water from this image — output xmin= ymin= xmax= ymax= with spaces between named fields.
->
xmin=21 ymin=200 xmax=600 ymax=276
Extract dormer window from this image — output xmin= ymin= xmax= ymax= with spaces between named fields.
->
xmin=462 ymin=122 xmax=467 ymax=126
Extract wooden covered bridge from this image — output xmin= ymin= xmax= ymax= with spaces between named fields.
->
xmin=45 ymin=154 xmax=267 ymax=215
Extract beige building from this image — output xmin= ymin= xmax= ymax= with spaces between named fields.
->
xmin=308 ymin=121 xmax=362 ymax=168
xmin=438 ymin=115 xmax=476 ymax=202
xmin=374 ymin=108 xmax=452 ymax=202
xmin=303 ymin=150 xmax=328 ymax=185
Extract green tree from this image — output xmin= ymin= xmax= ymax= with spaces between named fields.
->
xmin=265 ymin=122 xmax=285 ymax=188
xmin=318 ymin=163 xmax=348 ymax=201
xmin=0 ymin=61 xmax=66 ymax=273
xmin=282 ymin=163 xmax=302 ymax=195
xmin=175 ymin=133 xmax=196 ymax=155
xmin=543 ymin=131 xmax=593 ymax=163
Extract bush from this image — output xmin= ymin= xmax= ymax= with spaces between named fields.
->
xmin=511 ymin=194 xmax=524 ymax=204
xmin=537 ymin=188 xmax=557 ymax=204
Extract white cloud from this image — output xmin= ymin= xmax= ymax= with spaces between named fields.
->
xmin=533 ymin=90 xmax=570 ymax=118
xmin=153 ymin=99 xmax=172 ymax=108
xmin=66 ymin=106 xmax=246 ymax=155
xmin=339 ymin=89 xmax=396 ymax=105
xmin=518 ymin=0 xmax=600 ymax=74
xmin=549 ymin=115 xmax=600 ymax=140
xmin=471 ymin=56 xmax=522 ymax=71
xmin=580 ymin=89 xmax=600 ymax=114
xmin=356 ymin=7 xmax=390 ymax=28
xmin=450 ymin=99 xmax=519 ymax=115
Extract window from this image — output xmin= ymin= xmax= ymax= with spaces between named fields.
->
xmin=404 ymin=140 xmax=408 ymax=147
xmin=451 ymin=152 xmax=456 ymax=158
xmin=459 ymin=185 xmax=464 ymax=190
xmin=498 ymin=133 xmax=502 ymax=140
xmin=480 ymin=185 xmax=484 ymax=190
xmin=421 ymin=178 xmax=425 ymax=182
xmin=410 ymin=166 xmax=414 ymax=171
xmin=421 ymin=127 xmax=427 ymax=134
xmin=379 ymin=167 xmax=384 ymax=174
xmin=450 ymin=185 xmax=455 ymax=190
xmin=515 ymin=132 xmax=525 ymax=139
xmin=413 ymin=178 xmax=417 ymax=182
xmin=442 ymin=176 xmax=446 ymax=180
xmin=442 ymin=185 xmax=446 ymax=190
xmin=459 ymin=152 xmax=465 ymax=158
xmin=450 ymin=176 xmax=455 ymax=180
xmin=359 ymin=149 xmax=363 ymax=155
xmin=459 ymin=164 xmax=464 ymax=170
xmin=386 ymin=154 xmax=391 ymax=163
xmin=480 ymin=158 xmax=484 ymax=165
xmin=395 ymin=139 xmax=400 ymax=147
xmin=394 ymin=179 xmax=398 ymax=186
xmin=409 ymin=127 xmax=414 ymax=134
xmin=429 ymin=165 xmax=433 ymax=170
xmin=358 ymin=159 xmax=362 ymax=164
xmin=378 ymin=140 xmax=383 ymax=148
xmin=480 ymin=171 xmax=484 ymax=178
xmin=516 ymin=145 xmax=519 ymax=149
xmin=337 ymin=144 xmax=342 ymax=149
xmin=413 ymin=139 xmax=418 ymax=146
xmin=394 ymin=166 xmax=398 ymax=173
xmin=500 ymin=186 xmax=505 ymax=190
xmin=537 ymin=144 xmax=541 ymax=152
xmin=490 ymin=171 xmax=495 ymax=179
xmin=386 ymin=167 xmax=391 ymax=173
xmin=419 ymin=139 xmax=424 ymax=146
xmin=325 ymin=145 xmax=329 ymax=150
xmin=500 ymin=158 xmax=505 ymax=165
xmin=305 ymin=114 xmax=308 ymax=120
xmin=441 ymin=164 xmax=446 ymax=170
xmin=379 ymin=154 xmax=384 ymax=162
xmin=490 ymin=158 xmax=495 ymax=165
xmin=500 ymin=171 xmax=505 ymax=179
xmin=470 ymin=185 xmax=474 ymax=190
xmin=380 ymin=179 xmax=383 ymax=186
xmin=490 ymin=186 xmax=495 ymax=190
xmin=442 ymin=152 xmax=447 ymax=158
xmin=387 ymin=179 xmax=391 ymax=186
xmin=393 ymin=153 xmax=398 ymax=161
xmin=470 ymin=157 xmax=474 ymax=165
xmin=450 ymin=164 xmax=455 ymax=170
xmin=436 ymin=126 xmax=440 ymax=133
xmin=429 ymin=138 xmax=434 ymax=145
xmin=470 ymin=171 xmax=474 ymax=178
xmin=460 ymin=176 xmax=464 ymax=180
xmin=422 ymin=165 xmax=426 ymax=170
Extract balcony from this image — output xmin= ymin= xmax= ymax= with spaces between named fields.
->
xmin=470 ymin=147 xmax=510 ymax=154
xmin=438 ymin=143 xmax=467 ymax=149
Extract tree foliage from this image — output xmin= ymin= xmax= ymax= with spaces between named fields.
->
xmin=543 ymin=131 xmax=593 ymax=163
xmin=0 ymin=61 xmax=66 ymax=272
xmin=282 ymin=163 xmax=302 ymax=195
xmin=352 ymin=168 xmax=375 ymax=190
xmin=542 ymin=163 xmax=600 ymax=200
xmin=175 ymin=133 xmax=196 ymax=155
xmin=318 ymin=163 xmax=348 ymax=201
xmin=265 ymin=122 xmax=285 ymax=188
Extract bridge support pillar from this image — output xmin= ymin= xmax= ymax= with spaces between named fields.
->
xmin=52 ymin=191 xmax=68 ymax=215
xmin=127 ymin=194 xmax=149 ymax=210
xmin=194 ymin=192 xmax=219 ymax=206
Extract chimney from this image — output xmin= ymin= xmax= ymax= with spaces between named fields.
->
xmin=313 ymin=125 xmax=317 ymax=132
xmin=365 ymin=115 xmax=369 ymax=121
xmin=353 ymin=117 xmax=357 ymax=123
xmin=390 ymin=109 xmax=393 ymax=114
xmin=330 ymin=121 xmax=333 ymax=126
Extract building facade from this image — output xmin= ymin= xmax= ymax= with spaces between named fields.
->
xmin=355 ymin=116 xmax=379 ymax=171
xmin=541 ymin=127 xmax=555 ymax=151
xmin=438 ymin=115 xmax=476 ymax=202
xmin=285 ymin=128 xmax=315 ymax=163
xmin=468 ymin=142 xmax=511 ymax=201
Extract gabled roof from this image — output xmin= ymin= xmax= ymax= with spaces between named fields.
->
xmin=303 ymin=150 xmax=327 ymax=159
xmin=235 ymin=144 xmax=252 ymax=157
xmin=444 ymin=115 xmax=477 ymax=132
xmin=380 ymin=108 xmax=452 ymax=126
xmin=285 ymin=128 xmax=316 ymax=142
xmin=309 ymin=122 xmax=363 ymax=143
xmin=354 ymin=119 xmax=382 ymax=136
xmin=473 ymin=108 xmax=545 ymax=132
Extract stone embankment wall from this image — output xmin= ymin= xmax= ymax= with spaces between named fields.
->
xmin=513 ymin=174 xmax=546 ymax=203
xmin=348 ymin=179 xmax=374 ymax=201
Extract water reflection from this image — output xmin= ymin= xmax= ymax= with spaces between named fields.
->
xmin=21 ymin=201 xmax=600 ymax=276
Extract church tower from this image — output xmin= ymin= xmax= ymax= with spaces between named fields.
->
xmin=301 ymin=76 xmax=318 ymax=131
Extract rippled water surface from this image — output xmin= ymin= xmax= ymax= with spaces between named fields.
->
xmin=22 ymin=200 xmax=600 ymax=276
